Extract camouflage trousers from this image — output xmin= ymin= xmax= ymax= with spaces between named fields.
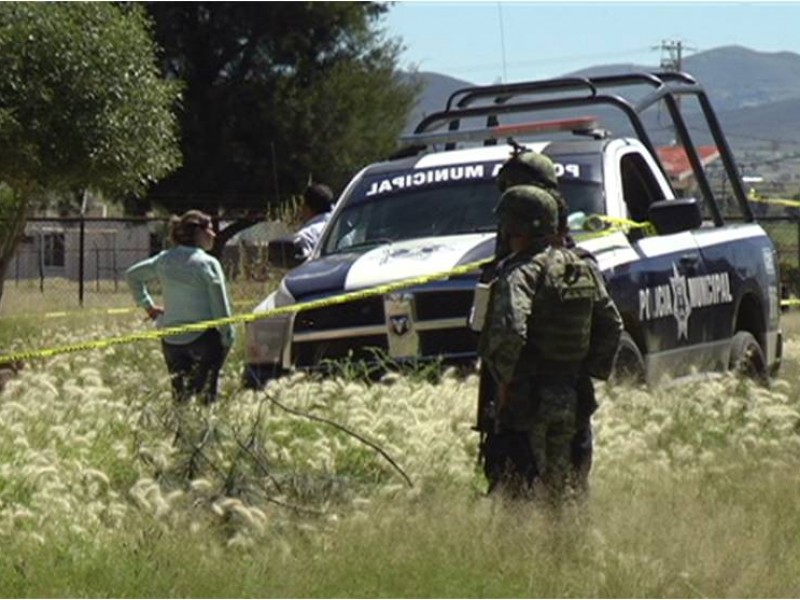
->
xmin=482 ymin=378 xmax=579 ymax=503
xmin=528 ymin=381 xmax=578 ymax=506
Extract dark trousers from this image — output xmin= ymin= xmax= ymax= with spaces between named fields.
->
xmin=482 ymin=374 xmax=596 ymax=497
xmin=571 ymin=424 xmax=593 ymax=494
xmin=162 ymin=329 xmax=227 ymax=405
xmin=483 ymin=429 xmax=537 ymax=496
xmin=571 ymin=375 xmax=596 ymax=493
xmin=483 ymin=424 xmax=593 ymax=498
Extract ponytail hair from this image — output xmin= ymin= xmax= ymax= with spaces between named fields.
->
xmin=170 ymin=210 xmax=213 ymax=246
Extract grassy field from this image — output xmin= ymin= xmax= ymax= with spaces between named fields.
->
xmin=0 ymin=276 xmax=273 ymax=318
xmin=0 ymin=312 xmax=799 ymax=597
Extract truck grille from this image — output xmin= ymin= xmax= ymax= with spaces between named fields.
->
xmin=289 ymin=287 xmax=478 ymax=368
xmin=294 ymin=297 xmax=384 ymax=331
xmin=415 ymin=289 xmax=474 ymax=321
xmin=420 ymin=328 xmax=478 ymax=356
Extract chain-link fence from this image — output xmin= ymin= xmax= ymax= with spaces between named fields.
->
xmin=759 ymin=216 xmax=800 ymax=297
xmin=0 ymin=217 xmax=286 ymax=317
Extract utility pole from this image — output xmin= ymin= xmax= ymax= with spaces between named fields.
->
xmin=657 ymin=39 xmax=691 ymax=72
xmin=652 ymin=39 xmax=696 ymax=143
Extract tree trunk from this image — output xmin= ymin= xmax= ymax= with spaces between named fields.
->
xmin=0 ymin=188 xmax=31 ymax=307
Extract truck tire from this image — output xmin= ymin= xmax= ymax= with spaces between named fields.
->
xmin=610 ymin=332 xmax=646 ymax=385
xmin=729 ymin=331 xmax=768 ymax=385
xmin=242 ymin=363 xmax=284 ymax=390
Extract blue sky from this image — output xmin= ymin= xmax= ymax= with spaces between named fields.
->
xmin=381 ymin=1 xmax=800 ymax=84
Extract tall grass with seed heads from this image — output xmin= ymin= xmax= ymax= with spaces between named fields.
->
xmin=0 ymin=312 xmax=800 ymax=597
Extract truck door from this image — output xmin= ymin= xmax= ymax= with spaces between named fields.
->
xmin=616 ymin=150 xmax=715 ymax=378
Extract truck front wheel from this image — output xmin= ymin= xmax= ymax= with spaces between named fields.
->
xmin=610 ymin=332 xmax=646 ymax=385
xmin=242 ymin=363 xmax=285 ymax=390
xmin=729 ymin=331 xmax=768 ymax=385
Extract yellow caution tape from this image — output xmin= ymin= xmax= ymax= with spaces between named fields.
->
xmin=748 ymin=191 xmax=800 ymax=208
xmin=0 ymin=258 xmax=492 ymax=364
xmin=572 ymin=214 xmax=656 ymax=240
xmin=1 ymin=299 xmax=260 ymax=322
xmin=3 ymin=215 xmax=652 ymax=323
xmin=597 ymin=215 xmax=657 ymax=236
xmin=6 ymin=217 xmax=793 ymax=362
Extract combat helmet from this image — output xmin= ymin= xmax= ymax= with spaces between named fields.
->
xmin=495 ymin=184 xmax=558 ymax=238
xmin=496 ymin=147 xmax=559 ymax=192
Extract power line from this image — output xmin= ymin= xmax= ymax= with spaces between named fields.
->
xmin=426 ymin=47 xmax=655 ymax=76
xmin=653 ymin=39 xmax=696 ymax=72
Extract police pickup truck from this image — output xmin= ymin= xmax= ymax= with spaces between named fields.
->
xmin=243 ymin=71 xmax=782 ymax=387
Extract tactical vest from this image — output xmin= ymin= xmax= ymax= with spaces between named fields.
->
xmin=528 ymin=247 xmax=596 ymax=363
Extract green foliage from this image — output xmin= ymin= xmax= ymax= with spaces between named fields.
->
xmin=143 ymin=2 xmax=419 ymax=216
xmin=0 ymin=2 xmax=181 ymax=301
xmin=0 ymin=2 xmax=181 ymax=196
xmin=0 ymin=185 xmax=27 ymax=277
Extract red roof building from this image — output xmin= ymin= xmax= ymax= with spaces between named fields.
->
xmin=657 ymin=145 xmax=721 ymax=185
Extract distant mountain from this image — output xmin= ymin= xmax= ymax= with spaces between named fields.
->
xmin=401 ymin=71 xmax=475 ymax=134
xmin=714 ymin=96 xmax=800 ymax=146
xmin=567 ymin=45 xmax=800 ymax=112
xmin=681 ymin=46 xmax=800 ymax=110
xmin=403 ymin=46 xmax=800 ymax=152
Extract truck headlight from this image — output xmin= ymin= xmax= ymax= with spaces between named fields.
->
xmin=245 ymin=280 xmax=295 ymax=365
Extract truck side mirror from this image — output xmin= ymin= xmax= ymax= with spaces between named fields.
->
xmin=648 ymin=198 xmax=703 ymax=235
xmin=268 ymin=236 xmax=305 ymax=269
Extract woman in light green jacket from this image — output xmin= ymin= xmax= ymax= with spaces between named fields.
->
xmin=126 ymin=211 xmax=234 ymax=404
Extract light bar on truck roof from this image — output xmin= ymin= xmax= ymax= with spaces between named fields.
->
xmin=399 ymin=116 xmax=599 ymax=147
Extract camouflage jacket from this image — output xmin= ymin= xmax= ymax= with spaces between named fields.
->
xmin=478 ymin=245 xmax=622 ymax=384
xmin=577 ymin=248 xmax=624 ymax=380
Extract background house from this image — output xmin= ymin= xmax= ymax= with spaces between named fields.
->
xmin=7 ymin=219 xmax=159 ymax=285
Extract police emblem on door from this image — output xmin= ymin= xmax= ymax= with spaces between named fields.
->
xmin=384 ymin=293 xmax=419 ymax=358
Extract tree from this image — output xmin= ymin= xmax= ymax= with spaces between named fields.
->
xmin=0 ymin=2 xmax=181 ymax=302
xmin=142 ymin=2 xmax=419 ymax=252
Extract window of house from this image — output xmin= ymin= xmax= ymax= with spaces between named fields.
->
xmin=43 ymin=232 xmax=65 ymax=267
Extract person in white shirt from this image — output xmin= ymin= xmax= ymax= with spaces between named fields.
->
xmin=293 ymin=183 xmax=334 ymax=260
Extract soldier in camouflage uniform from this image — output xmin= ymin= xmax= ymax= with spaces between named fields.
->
xmin=477 ymin=147 xmax=622 ymax=498
xmin=477 ymin=164 xmax=622 ymax=503
xmin=495 ymin=144 xmax=561 ymax=197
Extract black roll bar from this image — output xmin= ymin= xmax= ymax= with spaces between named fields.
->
xmin=406 ymin=71 xmax=753 ymax=224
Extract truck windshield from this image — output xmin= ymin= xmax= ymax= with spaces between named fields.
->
xmin=323 ymin=179 xmax=499 ymax=255
xmin=321 ymin=162 xmax=604 ymax=255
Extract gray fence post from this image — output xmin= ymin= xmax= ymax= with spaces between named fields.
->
xmin=38 ymin=232 xmax=44 ymax=293
xmin=78 ymin=215 xmax=85 ymax=307
xmin=795 ymin=217 xmax=800 ymax=271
